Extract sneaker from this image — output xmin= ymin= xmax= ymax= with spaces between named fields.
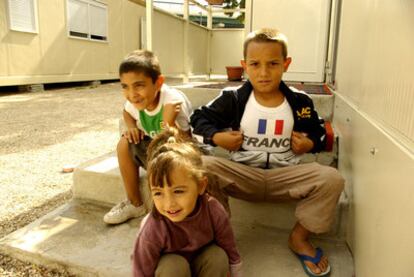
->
xmin=103 ymin=200 xmax=147 ymax=224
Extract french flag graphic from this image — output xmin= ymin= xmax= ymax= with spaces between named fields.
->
xmin=258 ymin=119 xmax=284 ymax=135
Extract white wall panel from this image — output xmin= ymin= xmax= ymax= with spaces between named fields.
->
xmin=0 ymin=0 xmax=210 ymax=85
xmin=334 ymin=95 xmax=414 ymax=277
xmin=153 ymin=11 xmax=184 ymax=76
xmin=336 ymin=0 xmax=414 ymax=153
xmin=0 ymin=0 xmax=10 ymax=77
xmin=38 ymin=0 xmax=70 ymax=75
xmin=0 ymin=0 xmax=143 ymax=85
xmin=210 ymin=29 xmax=244 ymax=75
xmin=188 ymin=24 xmax=208 ymax=75
xmin=335 ymin=0 xmax=414 ymax=276
xmin=250 ymin=0 xmax=331 ymax=82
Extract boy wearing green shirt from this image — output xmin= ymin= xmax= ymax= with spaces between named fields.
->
xmin=104 ymin=50 xmax=192 ymax=225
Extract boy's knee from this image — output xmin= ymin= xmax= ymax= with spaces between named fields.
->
xmin=320 ymin=166 xmax=345 ymax=194
xmin=117 ymin=137 xmax=129 ymax=155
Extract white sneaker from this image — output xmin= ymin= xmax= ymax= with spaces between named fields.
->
xmin=103 ymin=200 xmax=147 ymax=224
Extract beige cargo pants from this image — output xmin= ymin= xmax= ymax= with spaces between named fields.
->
xmin=202 ymin=156 xmax=345 ymax=234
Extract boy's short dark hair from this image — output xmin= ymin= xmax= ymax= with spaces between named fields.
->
xmin=119 ymin=50 xmax=161 ymax=83
xmin=243 ymin=28 xmax=289 ymax=60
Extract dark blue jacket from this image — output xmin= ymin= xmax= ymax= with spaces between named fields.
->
xmin=190 ymin=80 xmax=326 ymax=153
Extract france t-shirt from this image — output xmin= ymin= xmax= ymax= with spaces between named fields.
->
xmin=239 ymin=92 xmax=300 ymax=166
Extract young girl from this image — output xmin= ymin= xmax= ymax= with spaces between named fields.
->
xmin=132 ymin=129 xmax=242 ymax=277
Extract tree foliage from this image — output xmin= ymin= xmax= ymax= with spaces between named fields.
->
xmin=223 ymin=0 xmax=245 ymax=9
xmin=222 ymin=0 xmax=245 ymax=22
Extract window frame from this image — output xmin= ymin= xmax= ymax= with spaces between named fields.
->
xmin=66 ymin=0 xmax=109 ymax=43
xmin=6 ymin=0 xmax=39 ymax=34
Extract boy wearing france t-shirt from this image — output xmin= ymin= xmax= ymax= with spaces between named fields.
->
xmin=191 ymin=28 xmax=344 ymax=276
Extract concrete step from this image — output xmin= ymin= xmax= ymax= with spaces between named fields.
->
xmin=72 ymin=152 xmax=151 ymax=208
xmin=230 ymin=192 xmax=349 ymax=240
xmin=73 ymin=136 xmax=338 ymax=206
xmin=0 ymin=200 xmax=354 ymax=277
xmin=72 ymin=143 xmax=346 ymax=240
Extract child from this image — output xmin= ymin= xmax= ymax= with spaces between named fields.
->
xmin=132 ymin=128 xmax=242 ymax=277
xmin=190 ymin=28 xmax=344 ymax=276
xmin=103 ymin=50 xmax=192 ymax=225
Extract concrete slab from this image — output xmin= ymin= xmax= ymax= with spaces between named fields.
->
xmin=177 ymin=87 xmax=221 ymax=110
xmin=73 ymin=152 xmax=124 ymax=205
xmin=73 ymin=152 xmax=151 ymax=208
xmin=233 ymin=222 xmax=354 ymax=277
xmin=230 ymin=191 xmax=349 ymax=240
xmin=73 ymin=147 xmax=338 ymax=204
xmin=0 ymin=200 xmax=139 ymax=277
xmin=0 ymin=200 xmax=354 ymax=277
xmin=72 ymin=149 xmax=346 ymax=237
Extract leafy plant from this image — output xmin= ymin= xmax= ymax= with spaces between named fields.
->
xmin=222 ymin=0 xmax=245 ymax=23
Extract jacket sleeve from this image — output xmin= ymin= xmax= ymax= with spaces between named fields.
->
xmin=303 ymin=99 xmax=326 ymax=153
xmin=208 ymin=197 xmax=242 ymax=271
xmin=190 ymin=90 xmax=237 ymax=146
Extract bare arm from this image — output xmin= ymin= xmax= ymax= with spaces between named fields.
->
xmin=162 ymin=101 xmax=193 ymax=139
xmin=123 ymin=109 xmax=137 ymax=128
xmin=162 ymin=101 xmax=182 ymax=128
xmin=123 ymin=110 xmax=144 ymax=144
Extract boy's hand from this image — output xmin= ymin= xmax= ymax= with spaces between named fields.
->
xmin=162 ymin=101 xmax=182 ymax=128
xmin=291 ymin=131 xmax=314 ymax=154
xmin=123 ymin=127 xmax=144 ymax=144
xmin=212 ymin=131 xmax=244 ymax=151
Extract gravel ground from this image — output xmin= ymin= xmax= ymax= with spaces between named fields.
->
xmin=0 ymin=82 xmax=125 ymax=276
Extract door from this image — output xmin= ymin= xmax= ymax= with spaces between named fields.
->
xmin=249 ymin=0 xmax=331 ymax=82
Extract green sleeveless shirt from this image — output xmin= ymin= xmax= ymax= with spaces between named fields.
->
xmin=139 ymin=107 xmax=164 ymax=138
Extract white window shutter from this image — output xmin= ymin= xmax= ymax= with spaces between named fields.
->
xmin=68 ymin=0 xmax=89 ymax=35
xmin=66 ymin=0 xmax=107 ymax=41
xmin=89 ymin=4 xmax=107 ymax=38
xmin=7 ymin=0 xmax=37 ymax=33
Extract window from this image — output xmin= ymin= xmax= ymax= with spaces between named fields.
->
xmin=7 ymin=0 xmax=38 ymax=33
xmin=67 ymin=0 xmax=108 ymax=42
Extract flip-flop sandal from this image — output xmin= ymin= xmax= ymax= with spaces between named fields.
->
xmin=293 ymin=247 xmax=331 ymax=277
